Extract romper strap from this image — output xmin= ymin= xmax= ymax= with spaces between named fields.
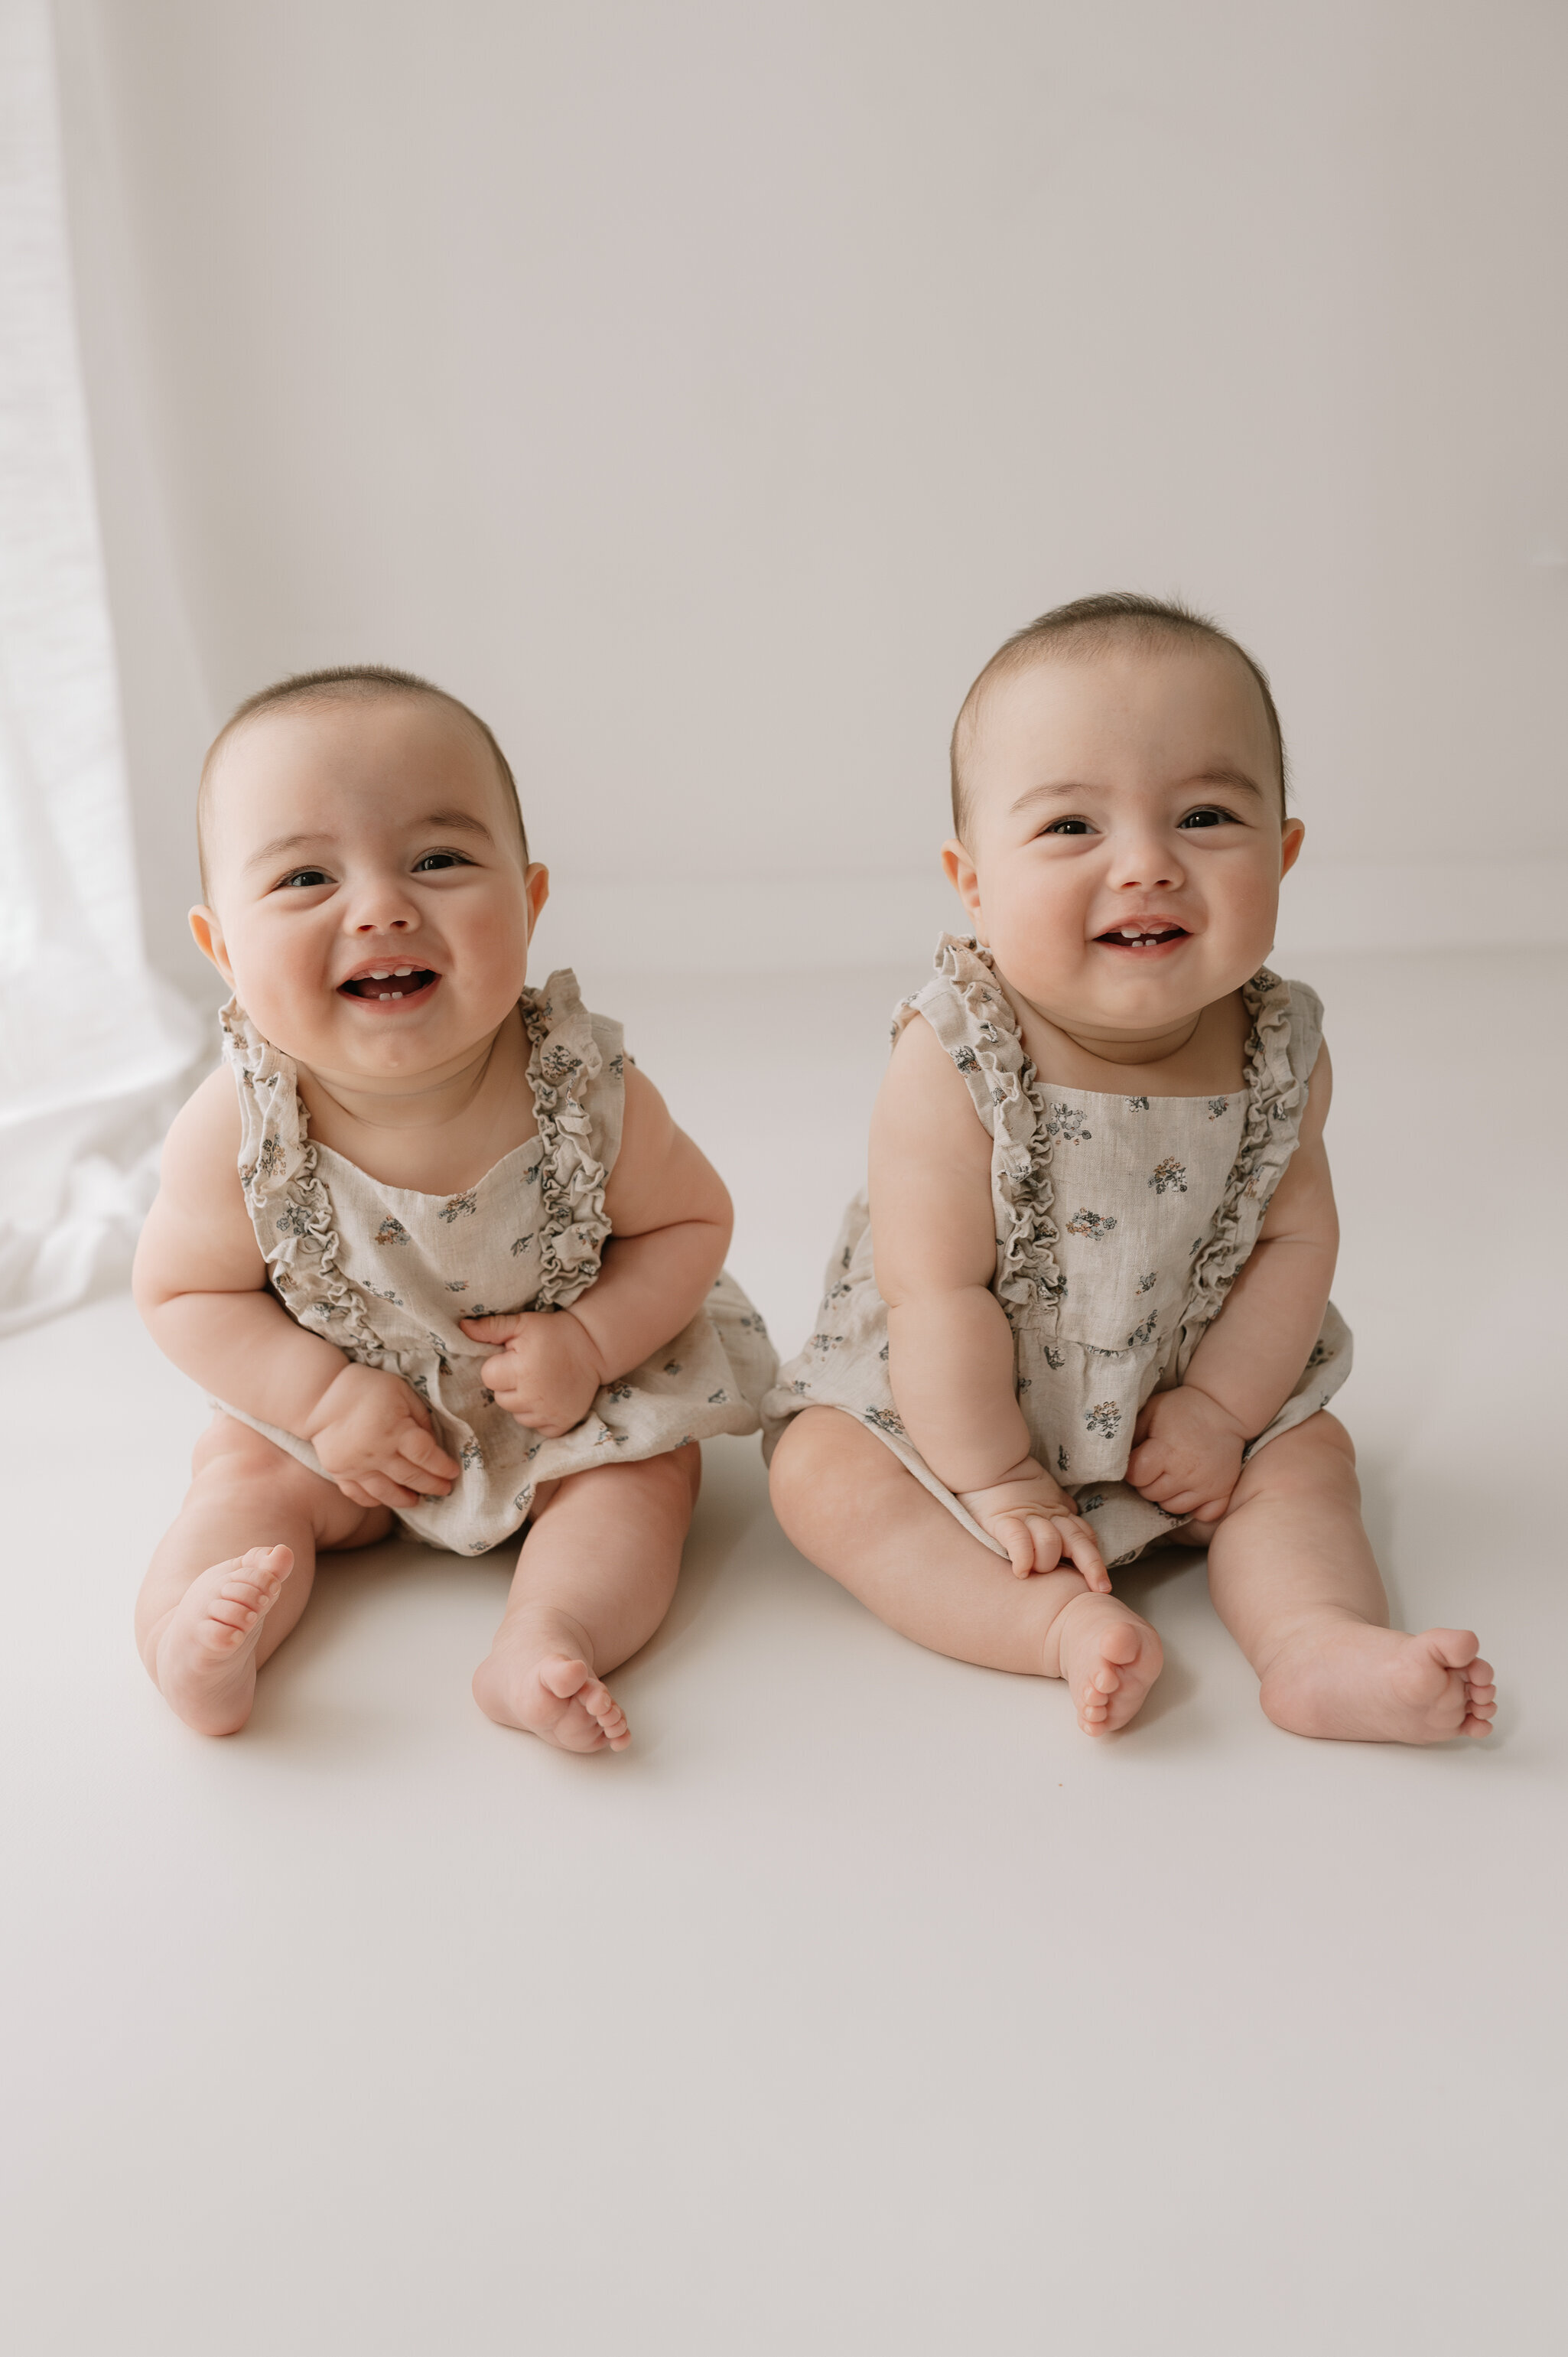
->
xmin=893 ymin=934 xmax=1065 ymax=1321
xmin=521 ymin=969 xmax=621 ymax=1309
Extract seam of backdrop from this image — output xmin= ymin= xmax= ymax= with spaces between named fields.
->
xmin=523 ymin=858 xmax=1568 ymax=977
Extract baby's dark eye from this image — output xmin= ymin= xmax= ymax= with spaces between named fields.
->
xmin=1178 ymin=806 xmax=1235 ymax=830
xmin=279 ymin=867 xmax=332 ymax=889
xmin=412 ymin=850 xmax=471 ymax=872
xmin=1042 ymin=817 xmax=1094 ymax=837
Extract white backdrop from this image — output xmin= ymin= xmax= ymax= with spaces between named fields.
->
xmin=0 ymin=0 xmax=198 ymax=1332
xmin=55 ymin=0 xmax=1568 ymax=986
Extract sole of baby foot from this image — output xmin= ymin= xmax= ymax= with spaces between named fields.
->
xmin=1054 ymin=1591 xmax=1163 ymax=1736
xmin=1259 ymin=1620 xmax=1497 ymax=1744
xmin=472 ymin=1647 xmax=630 ymax=1753
xmin=154 ymin=1545 xmax=294 ymax=1736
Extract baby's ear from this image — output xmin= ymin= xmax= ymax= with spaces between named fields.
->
xmin=942 ymin=838 xmax=984 ymax=926
xmin=189 ymin=906 xmax=234 ymax=982
xmin=1279 ymin=819 xmax=1306 ymax=878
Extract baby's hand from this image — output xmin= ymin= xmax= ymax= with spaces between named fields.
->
xmin=460 ymin=1308 xmax=605 ymax=1437
xmin=957 ymin=1460 xmax=1111 ymax=1589
xmin=1126 ymin=1386 xmax=1246 ymax=1525
xmin=302 ymin=1362 xmax=460 ymax=1511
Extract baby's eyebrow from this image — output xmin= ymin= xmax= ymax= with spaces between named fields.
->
xmin=417 ymin=808 xmax=496 ymax=840
xmin=1009 ymin=764 xmax=1266 ymax=815
xmin=1187 ymin=765 xmax=1266 ymax=800
xmin=245 ymin=829 xmax=333 ymax=870
xmin=243 ymin=809 xmax=498 ymax=870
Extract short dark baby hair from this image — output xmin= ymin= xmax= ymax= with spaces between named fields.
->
xmin=197 ymin=663 xmax=528 ymax=897
xmin=948 ymin=591 xmax=1288 ymax=841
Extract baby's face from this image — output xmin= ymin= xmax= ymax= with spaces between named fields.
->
xmin=947 ymin=641 xmax=1305 ymax=1039
xmin=193 ymin=695 xmax=545 ymax=1084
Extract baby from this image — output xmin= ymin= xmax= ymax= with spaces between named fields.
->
xmin=134 ymin=666 xmax=775 ymax=1744
xmin=767 ymin=594 xmax=1496 ymax=1744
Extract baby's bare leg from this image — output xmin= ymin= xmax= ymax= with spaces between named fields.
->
xmin=1203 ymin=1412 xmax=1496 ymax=1742
xmin=138 ymin=1416 xmax=390 ymax=1737
xmin=771 ymin=1408 xmax=1162 ymax=1734
xmin=472 ymin=1443 xmax=701 ymax=1753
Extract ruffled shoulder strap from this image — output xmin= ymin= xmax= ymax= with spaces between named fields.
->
xmin=520 ymin=969 xmax=621 ymax=1309
xmin=1177 ymin=969 xmax=1320 ymax=1356
xmin=217 ymin=998 xmax=405 ymax=1370
xmin=1278 ymin=976 xmax=1326 ymax=1096
xmin=220 ymin=997 xmax=306 ymax=1200
xmin=893 ymin=934 xmax=1065 ymax=1320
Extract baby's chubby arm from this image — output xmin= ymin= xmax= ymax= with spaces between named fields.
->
xmin=869 ymin=1018 xmax=1108 ymax=1587
xmin=133 ymin=1071 xmax=459 ymax=1511
xmin=461 ymin=1065 xmax=732 ymax=1437
xmin=1127 ymin=1043 xmax=1340 ymax=1523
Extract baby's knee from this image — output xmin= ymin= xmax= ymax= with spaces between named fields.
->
xmin=1231 ymin=1411 xmax=1360 ymax=1514
xmin=638 ymin=1440 xmax=701 ymax=1512
xmin=187 ymin=1418 xmax=320 ymax=1509
xmin=769 ymin=1410 xmax=882 ymax=1544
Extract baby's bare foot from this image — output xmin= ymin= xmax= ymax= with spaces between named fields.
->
xmin=1260 ymin=1620 xmax=1496 ymax=1743
xmin=154 ymin=1546 xmax=294 ymax=1736
xmin=1053 ymin=1591 xmax=1163 ymax=1736
xmin=473 ymin=1642 xmax=630 ymax=1753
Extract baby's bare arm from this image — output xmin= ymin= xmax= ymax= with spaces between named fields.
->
xmin=871 ymin=1019 xmax=1105 ymax=1585
xmin=1128 ymin=1045 xmax=1339 ymax=1521
xmin=134 ymin=1071 xmax=350 ymax=1431
xmin=135 ymin=1073 xmax=457 ymax=1506
xmin=463 ymin=1064 xmax=733 ymax=1429
xmin=872 ymin=1018 xmax=1027 ymax=1488
xmin=1184 ymin=1042 xmax=1339 ymax=1431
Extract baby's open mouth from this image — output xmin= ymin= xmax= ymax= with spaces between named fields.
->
xmin=337 ymin=965 xmax=441 ymax=1002
xmin=1095 ymin=925 xmax=1189 ymax=950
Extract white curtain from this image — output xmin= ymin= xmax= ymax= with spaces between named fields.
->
xmin=0 ymin=0 xmax=201 ymax=1334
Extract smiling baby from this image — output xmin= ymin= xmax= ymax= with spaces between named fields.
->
xmin=766 ymin=594 xmax=1495 ymax=1745
xmin=134 ymin=666 xmax=774 ymax=1744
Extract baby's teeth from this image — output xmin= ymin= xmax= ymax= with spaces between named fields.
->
xmin=393 ymin=966 xmax=413 ymax=977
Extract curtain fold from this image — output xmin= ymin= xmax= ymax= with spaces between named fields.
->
xmin=0 ymin=0 xmax=202 ymax=1334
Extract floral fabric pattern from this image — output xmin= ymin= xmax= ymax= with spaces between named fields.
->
xmin=762 ymin=933 xmax=1352 ymax=1572
xmin=216 ymin=971 xmax=777 ymax=1555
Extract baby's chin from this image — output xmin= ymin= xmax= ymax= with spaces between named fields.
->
xmin=233 ymin=979 xmax=494 ymax=1078
xmin=996 ymin=939 xmax=1264 ymax=1027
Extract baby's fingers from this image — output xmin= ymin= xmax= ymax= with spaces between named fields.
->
xmin=992 ymin=1516 xmax=1037 ymax=1579
xmin=1052 ymin=1514 xmax=1111 ymax=1594
xmin=386 ymin=1443 xmax=455 ymax=1496
xmin=400 ymin=1421 xmax=461 ymax=1480
xmin=480 ymin=1351 xmax=520 ymax=1396
xmin=461 ymin=1314 xmax=526 ymax=1342
xmin=356 ymin=1470 xmax=422 ymax=1510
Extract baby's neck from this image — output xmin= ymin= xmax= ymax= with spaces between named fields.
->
xmin=302 ymin=1029 xmax=507 ymax=1132
xmin=294 ymin=1007 xmax=537 ymax=1194
xmin=998 ymin=977 xmax=1251 ymax=1098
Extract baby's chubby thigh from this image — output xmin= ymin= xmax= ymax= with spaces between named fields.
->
xmin=769 ymin=1408 xmax=1160 ymax=1714
xmin=187 ymin=1413 xmax=394 ymax=1549
xmin=1196 ymin=1408 xmax=1380 ymax=1642
xmin=1191 ymin=1409 xmax=1361 ymax=1545
xmin=525 ymin=1437 xmax=703 ymax=1535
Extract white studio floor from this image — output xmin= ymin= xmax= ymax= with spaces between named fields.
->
xmin=5 ymin=946 xmax=1565 ymax=2355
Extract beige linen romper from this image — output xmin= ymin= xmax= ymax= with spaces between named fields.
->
xmin=216 ymin=969 xmax=777 ymax=1553
xmin=763 ymin=936 xmax=1351 ymax=1570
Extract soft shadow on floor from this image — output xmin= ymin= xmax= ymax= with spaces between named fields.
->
xmin=239 ymin=1535 xmax=512 ymax=1760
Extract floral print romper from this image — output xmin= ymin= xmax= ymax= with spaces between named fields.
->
xmin=763 ymin=936 xmax=1352 ymax=1571
xmin=216 ymin=969 xmax=778 ymax=1554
